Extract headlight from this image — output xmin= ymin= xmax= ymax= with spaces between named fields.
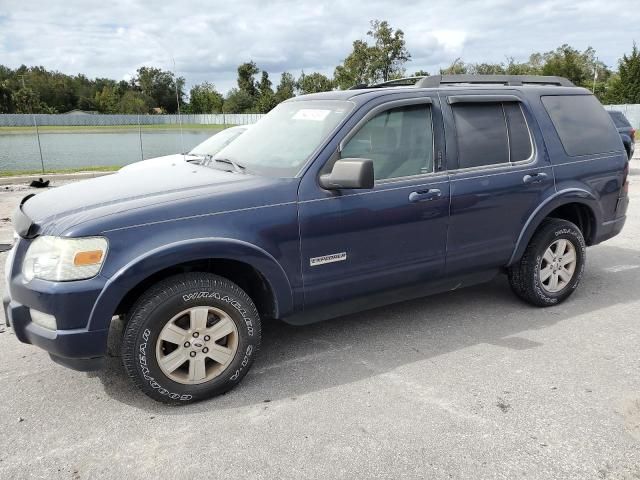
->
xmin=22 ymin=236 xmax=108 ymax=282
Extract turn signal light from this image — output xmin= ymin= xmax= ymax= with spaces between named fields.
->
xmin=74 ymin=250 xmax=104 ymax=266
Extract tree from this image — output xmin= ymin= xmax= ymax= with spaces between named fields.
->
xmin=607 ymin=43 xmax=640 ymax=103
xmin=440 ymin=58 xmax=468 ymax=75
xmin=255 ymin=71 xmax=277 ymax=113
xmin=468 ymin=63 xmax=506 ymax=75
xmin=12 ymin=87 xmax=42 ymax=113
xmin=540 ymin=45 xmax=600 ymax=87
xmin=334 ymin=20 xmax=410 ymax=89
xmin=237 ymin=61 xmax=260 ymax=98
xmin=334 ymin=40 xmax=372 ymax=89
xmin=188 ymin=82 xmax=224 ymax=113
xmin=412 ymin=70 xmax=430 ymax=77
xmin=0 ymin=80 xmax=14 ymax=113
xmin=117 ymin=90 xmax=150 ymax=114
xmin=297 ymin=71 xmax=333 ymax=94
xmin=275 ymin=72 xmax=296 ymax=103
xmin=367 ymin=20 xmax=410 ymax=82
xmin=133 ymin=66 xmax=185 ymax=113
xmin=94 ymin=85 xmax=119 ymax=113
xmin=223 ymin=88 xmax=255 ymax=113
xmin=503 ymin=56 xmax=542 ymax=75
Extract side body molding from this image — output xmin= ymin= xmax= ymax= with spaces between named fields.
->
xmin=87 ymin=238 xmax=294 ymax=331
xmin=507 ymin=188 xmax=602 ymax=266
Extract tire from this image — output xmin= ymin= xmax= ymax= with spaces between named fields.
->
xmin=121 ymin=273 xmax=261 ymax=404
xmin=508 ymin=218 xmax=586 ymax=307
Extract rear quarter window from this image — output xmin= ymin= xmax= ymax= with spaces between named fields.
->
xmin=541 ymin=95 xmax=622 ymax=157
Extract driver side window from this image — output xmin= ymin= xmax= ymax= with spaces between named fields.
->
xmin=341 ymin=103 xmax=433 ymax=181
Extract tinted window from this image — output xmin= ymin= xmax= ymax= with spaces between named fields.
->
xmin=451 ymin=102 xmax=532 ymax=169
xmin=542 ymin=95 xmax=622 ymax=157
xmin=505 ymin=103 xmax=533 ymax=162
xmin=608 ymin=111 xmax=631 ymax=128
xmin=342 ymin=104 xmax=433 ymax=181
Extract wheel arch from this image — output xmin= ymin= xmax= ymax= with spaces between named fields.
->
xmin=88 ymin=238 xmax=294 ymax=331
xmin=507 ymin=189 xmax=601 ymax=267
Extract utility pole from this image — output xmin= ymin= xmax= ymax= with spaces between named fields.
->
xmin=592 ymin=57 xmax=598 ymax=94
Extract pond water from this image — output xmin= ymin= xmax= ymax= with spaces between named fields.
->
xmin=0 ymin=129 xmax=220 ymax=172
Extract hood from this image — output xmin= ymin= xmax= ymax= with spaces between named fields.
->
xmin=18 ymin=160 xmax=297 ymax=237
xmin=118 ymin=153 xmax=200 ymax=173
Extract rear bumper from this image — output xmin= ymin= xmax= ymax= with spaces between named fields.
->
xmin=594 ymin=215 xmax=626 ymax=245
xmin=3 ymin=294 xmax=108 ymax=371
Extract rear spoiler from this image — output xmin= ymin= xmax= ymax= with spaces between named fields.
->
xmin=12 ymin=194 xmax=38 ymax=239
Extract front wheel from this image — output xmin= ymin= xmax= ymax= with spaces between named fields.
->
xmin=508 ymin=218 xmax=586 ymax=307
xmin=121 ymin=273 xmax=261 ymax=404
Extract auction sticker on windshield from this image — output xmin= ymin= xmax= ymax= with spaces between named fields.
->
xmin=292 ymin=109 xmax=331 ymax=121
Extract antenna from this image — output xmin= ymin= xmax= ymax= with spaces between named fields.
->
xmin=129 ymin=31 xmax=185 ymax=159
xmin=171 ymin=56 xmax=185 ymax=159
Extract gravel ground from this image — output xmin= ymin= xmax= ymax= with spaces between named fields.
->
xmin=1 ymin=166 xmax=640 ymax=479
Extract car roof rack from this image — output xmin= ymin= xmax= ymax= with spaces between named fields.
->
xmin=416 ymin=74 xmax=575 ymax=87
xmin=349 ymin=74 xmax=575 ymax=90
xmin=348 ymin=77 xmax=426 ymax=90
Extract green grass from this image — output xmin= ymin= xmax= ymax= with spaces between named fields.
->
xmin=0 ymin=124 xmax=229 ymax=134
xmin=0 ymin=166 xmax=120 ymax=178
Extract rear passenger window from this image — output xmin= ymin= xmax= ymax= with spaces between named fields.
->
xmin=542 ymin=95 xmax=623 ymax=157
xmin=452 ymin=102 xmax=532 ymax=169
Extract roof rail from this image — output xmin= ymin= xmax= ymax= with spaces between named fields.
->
xmin=348 ymin=75 xmax=575 ymax=90
xmin=348 ymin=76 xmax=427 ymax=90
xmin=415 ymin=74 xmax=575 ymax=88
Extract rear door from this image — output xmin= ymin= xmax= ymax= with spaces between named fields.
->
xmin=441 ymin=91 xmax=555 ymax=274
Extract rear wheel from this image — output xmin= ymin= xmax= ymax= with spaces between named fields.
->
xmin=508 ymin=218 xmax=586 ymax=307
xmin=121 ymin=273 xmax=261 ymax=404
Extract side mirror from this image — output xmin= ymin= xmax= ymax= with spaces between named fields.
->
xmin=319 ymin=158 xmax=374 ymax=190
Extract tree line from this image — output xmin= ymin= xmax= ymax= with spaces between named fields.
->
xmin=1 ymin=20 xmax=639 ymax=115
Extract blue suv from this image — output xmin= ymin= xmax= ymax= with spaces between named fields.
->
xmin=3 ymin=75 xmax=629 ymax=403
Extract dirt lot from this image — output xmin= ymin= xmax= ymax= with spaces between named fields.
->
xmin=1 ymin=165 xmax=640 ymax=479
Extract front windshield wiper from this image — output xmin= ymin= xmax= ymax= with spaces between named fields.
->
xmin=207 ymin=156 xmax=246 ymax=173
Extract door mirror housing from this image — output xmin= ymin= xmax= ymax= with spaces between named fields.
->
xmin=319 ymin=158 xmax=374 ymax=190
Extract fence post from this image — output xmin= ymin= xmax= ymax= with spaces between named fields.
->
xmin=32 ymin=114 xmax=45 ymax=174
xmin=138 ymin=114 xmax=144 ymax=161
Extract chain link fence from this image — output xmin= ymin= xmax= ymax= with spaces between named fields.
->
xmin=0 ymin=114 xmax=264 ymax=175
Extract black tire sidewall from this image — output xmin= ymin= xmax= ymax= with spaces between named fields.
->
xmin=123 ymin=275 xmax=260 ymax=404
xmin=530 ymin=221 xmax=586 ymax=305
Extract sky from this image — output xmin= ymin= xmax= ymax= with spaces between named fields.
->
xmin=0 ymin=0 xmax=638 ymax=95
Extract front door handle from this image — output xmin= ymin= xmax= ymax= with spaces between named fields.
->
xmin=409 ymin=189 xmax=442 ymax=202
xmin=523 ymin=172 xmax=548 ymax=184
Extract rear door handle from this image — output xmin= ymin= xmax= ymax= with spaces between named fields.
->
xmin=523 ymin=172 xmax=548 ymax=184
xmin=409 ymin=189 xmax=442 ymax=202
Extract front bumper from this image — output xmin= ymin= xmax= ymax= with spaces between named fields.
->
xmin=3 ymin=295 xmax=108 ymax=371
xmin=4 ymin=240 xmax=110 ymax=371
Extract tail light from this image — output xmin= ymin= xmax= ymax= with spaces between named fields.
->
xmin=631 ymin=128 xmax=635 ymax=142
xmin=622 ymin=161 xmax=629 ymax=196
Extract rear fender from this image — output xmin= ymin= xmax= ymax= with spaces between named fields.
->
xmin=507 ymin=188 xmax=601 ymax=266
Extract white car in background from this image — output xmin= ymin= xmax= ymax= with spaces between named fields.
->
xmin=120 ymin=125 xmax=250 ymax=172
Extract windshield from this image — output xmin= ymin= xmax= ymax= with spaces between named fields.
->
xmin=189 ymin=128 xmax=247 ymax=156
xmin=214 ymin=100 xmax=354 ymax=177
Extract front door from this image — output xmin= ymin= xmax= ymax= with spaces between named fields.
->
xmin=298 ymin=96 xmax=450 ymax=309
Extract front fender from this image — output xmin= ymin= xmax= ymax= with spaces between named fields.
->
xmin=87 ymin=238 xmax=294 ymax=331
xmin=507 ymin=188 xmax=602 ymax=266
